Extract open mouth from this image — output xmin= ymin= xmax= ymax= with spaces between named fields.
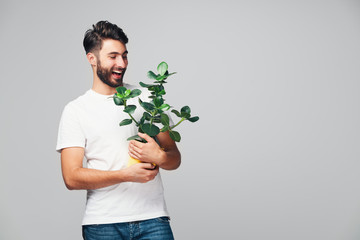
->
xmin=112 ymin=70 xmax=122 ymax=78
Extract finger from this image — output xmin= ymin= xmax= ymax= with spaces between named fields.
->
xmin=152 ymin=166 xmax=159 ymax=174
xmin=129 ymin=140 xmax=143 ymax=149
xmin=141 ymin=162 xmax=156 ymax=170
xmin=138 ymin=133 xmax=154 ymax=143
xmin=129 ymin=141 xmax=143 ymax=153
xmin=128 ymin=151 xmax=141 ymax=160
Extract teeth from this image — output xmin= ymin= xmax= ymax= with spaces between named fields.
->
xmin=113 ymin=70 xmax=122 ymax=74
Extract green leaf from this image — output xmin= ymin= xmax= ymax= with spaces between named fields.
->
xmin=143 ymin=112 xmax=152 ymax=120
xmin=124 ymin=89 xmax=131 ymax=97
xmin=127 ymin=135 xmax=140 ymax=141
xmin=129 ymin=89 xmax=142 ymax=98
xmin=154 ymin=81 xmax=167 ymax=85
xmin=171 ymin=109 xmax=182 ymax=117
xmin=119 ymin=119 xmax=132 ymax=126
xmin=152 ymin=117 xmax=161 ymax=123
xmin=169 ymin=130 xmax=181 ymax=142
xmin=139 ymin=82 xmax=154 ymax=88
xmin=156 ymin=72 xmax=176 ymax=82
xmin=141 ymin=123 xmax=160 ymax=137
xmin=147 ymin=71 xmax=158 ymax=80
xmin=113 ymin=95 xmax=124 ymax=105
xmin=153 ymin=96 xmax=164 ymax=108
xmin=140 ymin=101 xmax=155 ymax=112
xmin=153 ymin=85 xmax=163 ymax=94
xmin=161 ymin=125 xmax=169 ymax=132
xmin=127 ymin=134 xmax=147 ymax=143
xmin=119 ymin=89 xmax=131 ymax=100
xmin=164 ymin=72 xmax=177 ymax=78
xmin=116 ymin=86 xmax=127 ymax=95
xmin=157 ymin=62 xmax=168 ymax=76
xmin=182 ymin=113 xmax=191 ymax=118
xmin=139 ymin=116 xmax=145 ymax=125
xmin=158 ymin=89 xmax=166 ymax=95
xmin=188 ymin=116 xmax=199 ymax=122
xmin=160 ymin=113 xmax=170 ymax=126
xmin=181 ymin=106 xmax=191 ymax=118
xmin=156 ymin=74 xmax=167 ymax=81
xmin=123 ymin=105 xmax=137 ymax=114
xmin=153 ymin=85 xmax=166 ymax=96
xmin=159 ymin=104 xmax=170 ymax=111
xmin=181 ymin=106 xmax=191 ymax=115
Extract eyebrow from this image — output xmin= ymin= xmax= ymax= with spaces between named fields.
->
xmin=108 ymin=50 xmax=128 ymax=55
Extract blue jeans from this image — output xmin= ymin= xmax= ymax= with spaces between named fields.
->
xmin=82 ymin=217 xmax=174 ymax=240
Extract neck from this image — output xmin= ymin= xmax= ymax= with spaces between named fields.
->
xmin=92 ymin=81 xmax=118 ymax=95
xmin=91 ymin=72 xmax=121 ymax=95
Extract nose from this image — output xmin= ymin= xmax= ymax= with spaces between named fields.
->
xmin=116 ymin=56 xmax=127 ymax=68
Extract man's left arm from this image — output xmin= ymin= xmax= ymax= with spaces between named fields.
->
xmin=128 ymin=132 xmax=181 ymax=170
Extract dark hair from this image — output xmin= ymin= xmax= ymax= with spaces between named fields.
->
xmin=83 ymin=20 xmax=128 ymax=54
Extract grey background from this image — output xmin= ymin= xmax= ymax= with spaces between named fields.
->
xmin=1 ymin=0 xmax=360 ymax=239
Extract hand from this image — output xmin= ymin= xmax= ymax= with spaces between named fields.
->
xmin=128 ymin=133 xmax=165 ymax=166
xmin=123 ymin=162 xmax=159 ymax=183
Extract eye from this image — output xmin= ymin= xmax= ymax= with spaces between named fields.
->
xmin=109 ymin=56 xmax=116 ymax=59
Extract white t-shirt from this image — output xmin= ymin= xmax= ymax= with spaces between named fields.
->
xmin=56 ymin=84 xmax=169 ymax=225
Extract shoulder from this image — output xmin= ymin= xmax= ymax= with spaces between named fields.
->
xmin=62 ymin=90 xmax=91 ymax=115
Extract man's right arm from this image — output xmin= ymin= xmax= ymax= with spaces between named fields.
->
xmin=61 ymin=147 xmax=158 ymax=190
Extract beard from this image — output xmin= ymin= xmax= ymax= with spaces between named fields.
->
xmin=96 ymin=60 xmax=126 ymax=88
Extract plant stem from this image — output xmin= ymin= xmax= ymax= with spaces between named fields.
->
xmin=124 ymin=100 xmax=139 ymax=126
xmin=129 ymin=113 xmax=139 ymax=126
xmin=170 ymin=117 xmax=186 ymax=130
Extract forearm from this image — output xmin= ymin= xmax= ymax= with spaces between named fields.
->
xmin=158 ymin=149 xmax=181 ymax=170
xmin=63 ymin=167 xmax=128 ymax=190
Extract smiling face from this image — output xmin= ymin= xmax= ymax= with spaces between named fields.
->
xmin=93 ymin=39 xmax=128 ymax=88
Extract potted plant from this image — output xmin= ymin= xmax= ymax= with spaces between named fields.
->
xmin=112 ymin=61 xmax=199 ymax=166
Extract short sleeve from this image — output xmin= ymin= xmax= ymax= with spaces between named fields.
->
xmin=56 ymin=103 xmax=86 ymax=153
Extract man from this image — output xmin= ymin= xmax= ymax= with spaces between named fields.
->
xmin=56 ymin=20 xmax=181 ymax=240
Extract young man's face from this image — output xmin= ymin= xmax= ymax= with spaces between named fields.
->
xmin=96 ymin=39 xmax=128 ymax=88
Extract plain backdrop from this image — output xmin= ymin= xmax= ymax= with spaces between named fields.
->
xmin=1 ymin=0 xmax=360 ymax=239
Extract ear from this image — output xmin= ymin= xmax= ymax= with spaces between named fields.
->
xmin=86 ymin=52 xmax=97 ymax=66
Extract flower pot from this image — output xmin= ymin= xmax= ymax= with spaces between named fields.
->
xmin=127 ymin=156 xmax=142 ymax=167
xmin=126 ymin=147 xmax=164 ymax=167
